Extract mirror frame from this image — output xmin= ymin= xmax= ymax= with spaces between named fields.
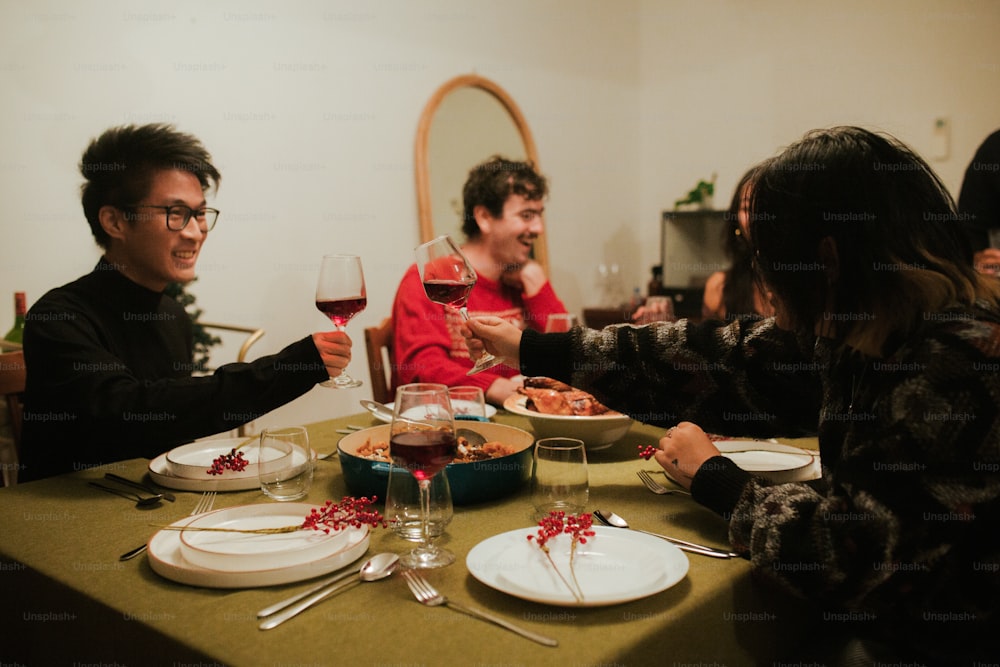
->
xmin=414 ymin=74 xmax=549 ymax=274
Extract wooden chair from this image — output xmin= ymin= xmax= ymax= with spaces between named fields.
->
xmin=200 ymin=322 xmax=266 ymax=437
xmin=364 ymin=318 xmax=394 ymax=404
xmin=0 ymin=350 xmax=26 ymax=487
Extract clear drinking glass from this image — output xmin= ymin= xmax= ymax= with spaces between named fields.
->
xmin=389 ymin=383 xmax=457 ymax=568
xmin=258 ymin=426 xmax=313 ymax=501
xmin=415 ymin=235 xmax=504 ymax=374
xmin=386 ymin=464 xmax=453 ymax=542
xmin=531 ymin=437 xmax=589 ymax=520
xmin=448 ymin=385 xmax=488 ymax=422
xmin=315 ymin=254 xmax=366 ymax=388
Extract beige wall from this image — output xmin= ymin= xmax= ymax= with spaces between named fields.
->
xmin=1 ymin=0 xmax=997 ymax=428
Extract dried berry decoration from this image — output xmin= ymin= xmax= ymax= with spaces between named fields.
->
xmin=527 ymin=510 xmax=595 ymax=602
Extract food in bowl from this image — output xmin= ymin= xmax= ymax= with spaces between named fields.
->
xmin=504 ymin=379 xmax=633 ymax=450
xmin=338 ymin=422 xmax=534 ymax=505
xmin=354 ymin=433 xmax=518 ymax=464
xmin=517 ymin=377 xmax=621 ymax=417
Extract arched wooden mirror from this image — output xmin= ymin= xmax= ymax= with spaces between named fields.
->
xmin=415 ymin=74 xmax=549 ymax=274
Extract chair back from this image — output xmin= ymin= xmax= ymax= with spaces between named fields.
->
xmin=0 ymin=350 xmax=26 ymax=486
xmin=364 ymin=318 xmax=394 ymax=404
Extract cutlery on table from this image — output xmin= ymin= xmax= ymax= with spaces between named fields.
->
xmin=637 ymin=470 xmax=690 ymax=496
xmin=89 ymin=481 xmax=164 ymax=508
xmin=401 ymin=569 xmax=558 ymax=647
xmin=259 ymin=552 xmax=399 ymax=630
xmin=119 ymin=491 xmax=216 ymax=561
xmin=592 ymin=509 xmax=740 ymax=559
xmin=105 ymin=472 xmax=176 ymax=502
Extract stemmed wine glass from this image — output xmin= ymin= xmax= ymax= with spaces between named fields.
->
xmin=415 ymin=235 xmax=504 ymax=374
xmin=390 ymin=383 xmax=457 ymax=568
xmin=315 ymin=254 xmax=366 ymax=388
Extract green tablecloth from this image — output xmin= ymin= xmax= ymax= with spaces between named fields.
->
xmin=0 ymin=411 xmax=814 ymax=665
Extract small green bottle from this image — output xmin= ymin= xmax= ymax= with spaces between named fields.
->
xmin=3 ymin=292 xmax=26 ymax=344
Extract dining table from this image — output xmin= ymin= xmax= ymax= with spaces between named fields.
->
xmin=0 ymin=409 xmax=818 ymax=666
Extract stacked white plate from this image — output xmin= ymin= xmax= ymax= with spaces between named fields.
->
xmin=715 ymin=440 xmax=819 ymax=483
xmin=148 ymin=503 xmax=370 ymax=588
xmin=148 ymin=437 xmax=307 ymax=492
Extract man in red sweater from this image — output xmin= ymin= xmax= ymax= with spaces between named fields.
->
xmin=392 ymin=155 xmax=567 ymax=405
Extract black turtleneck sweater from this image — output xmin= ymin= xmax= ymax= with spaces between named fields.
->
xmin=21 ymin=258 xmax=327 ymax=481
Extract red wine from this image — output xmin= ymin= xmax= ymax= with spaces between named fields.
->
xmin=316 ymin=297 xmax=367 ymax=327
xmin=423 ymin=280 xmax=473 ymax=308
xmin=390 ymin=430 xmax=457 ymax=481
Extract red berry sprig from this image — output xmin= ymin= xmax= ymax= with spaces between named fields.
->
xmin=637 ymin=444 xmax=657 ymax=461
xmin=301 ymin=496 xmax=387 ymax=534
xmin=527 ymin=510 xmax=595 ymax=602
xmin=207 ymin=448 xmax=250 ymax=475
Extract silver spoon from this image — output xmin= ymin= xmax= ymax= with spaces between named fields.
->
xmin=88 ymin=482 xmax=163 ymax=508
xmin=593 ymin=509 xmax=740 ymax=559
xmin=258 ymin=552 xmax=400 ymax=630
xmin=360 ymin=399 xmax=487 ymax=447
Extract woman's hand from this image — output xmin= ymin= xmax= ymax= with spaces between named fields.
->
xmin=311 ymin=330 xmax=352 ymax=379
xmin=973 ymin=248 xmax=1000 ymax=276
xmin=653 ymin=421 xmax=721 ymax=490
xmin=462 ymin=317 xmax=524 ymax=368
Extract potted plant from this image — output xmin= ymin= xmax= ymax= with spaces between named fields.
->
xmin=674 ymin=173 xmax=717 ymax=210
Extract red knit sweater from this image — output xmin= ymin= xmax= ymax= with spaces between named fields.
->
xmin=390 ymin=263 xmax=566 ymax=398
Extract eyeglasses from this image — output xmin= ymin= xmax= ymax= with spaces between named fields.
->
xmin=124 ymin=204 xmax=220 ymax=232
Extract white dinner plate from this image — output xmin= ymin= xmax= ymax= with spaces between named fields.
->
xmin=178 ymin=503 xmax=352 ymax=572
xmin=716 ymin=440 xmax=815 ymax=470
xmin=466 ymin=525 xmax=688 ymax=607
xmin=372 ymin=400 xmax=497 ymax=423
xmin=165 ymin=437 xmax=281 ymax=480
xmin=148 ymin=446 xmax=312 ymax=492
xmin=148 ymin=506 xmax=369 ymax=588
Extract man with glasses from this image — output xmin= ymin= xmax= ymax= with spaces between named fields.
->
xmin=20 ymin=123 xmax=352 ymax=481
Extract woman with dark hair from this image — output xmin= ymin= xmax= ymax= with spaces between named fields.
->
xmin=466 ymin=127 xmax=1000 ymax=662
xmin=701 ymin=168 xmax=774 ymax=321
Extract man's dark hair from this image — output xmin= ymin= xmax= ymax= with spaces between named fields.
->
xmin=79 ymin=123 xmax=221 ymax=249
xmin=461 ymin=155 xmax=547 ymax=238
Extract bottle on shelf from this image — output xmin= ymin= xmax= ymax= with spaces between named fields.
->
xmin=3 ymin=292 xmax=26 ymax=345
xmin=648 ymin=265 xmax=664 ymax=296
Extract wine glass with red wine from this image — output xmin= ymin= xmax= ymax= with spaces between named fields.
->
xmin=315 ymin=254 xmax=366 ymax=388
xmin=390 ymin=383 xmax=457 ymax=568
xmin=415 ymin=235 xmax=504 ymax=374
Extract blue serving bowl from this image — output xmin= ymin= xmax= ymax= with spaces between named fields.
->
xmin=337 ymin=422 xmax=535 ymax=506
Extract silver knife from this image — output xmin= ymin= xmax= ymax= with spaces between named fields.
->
xmin=258 ymin=577 xmax=361 ymax=630
xmin=105 ymin=473 xmax=176 ymax=502
xmin=257 ymin=564 xmax=358 ymax=618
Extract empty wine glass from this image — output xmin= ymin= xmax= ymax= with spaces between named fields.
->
xmin=415 ymin=235 xmax=504 ymax=374
xmin=315 ymin=254 xmax=366 ymax=388
xmin=390 ymin=383 xmax=457 ymax=568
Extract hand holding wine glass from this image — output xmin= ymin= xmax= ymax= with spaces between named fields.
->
xmin=390 ymin=383 xmax=457 ymax=568
xmin=315 ymin=254 xmax=366 ymax=388
xmin=415 ymin=235 xmax=504 ymax=374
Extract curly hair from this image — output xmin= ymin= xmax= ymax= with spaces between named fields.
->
xmin=79 ymin=123 xmax=220 ymax=249
xmin=461 ymin=155 xmax=547 ymax=238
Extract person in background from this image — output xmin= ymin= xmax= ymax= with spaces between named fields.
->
xmin=958 ymin=127 xmax=1000 ymax=275
xmin=21 ymin=123 xmax=352 ymax=481
xmin=466 ymin=127 xmax=1000 ymax=663
xmin=392 ymin=155 xmax=567 ymax=406
xmin=701 ymin=168 xmax=774 ymax=321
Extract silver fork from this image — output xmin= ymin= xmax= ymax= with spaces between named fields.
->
xmin=637 ymin=470 xmax=690 ymax=495
xmin=400 ymin=570 xmax=558 ymax=647
xmin=119 ymin=491 xmax=216 ymax=561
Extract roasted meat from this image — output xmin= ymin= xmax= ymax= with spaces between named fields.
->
xmin=518 ymin=377 xmax=615 ymax=416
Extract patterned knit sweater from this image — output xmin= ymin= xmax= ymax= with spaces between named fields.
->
xmin=519 ymin=305 xmax=1000 ymax=660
